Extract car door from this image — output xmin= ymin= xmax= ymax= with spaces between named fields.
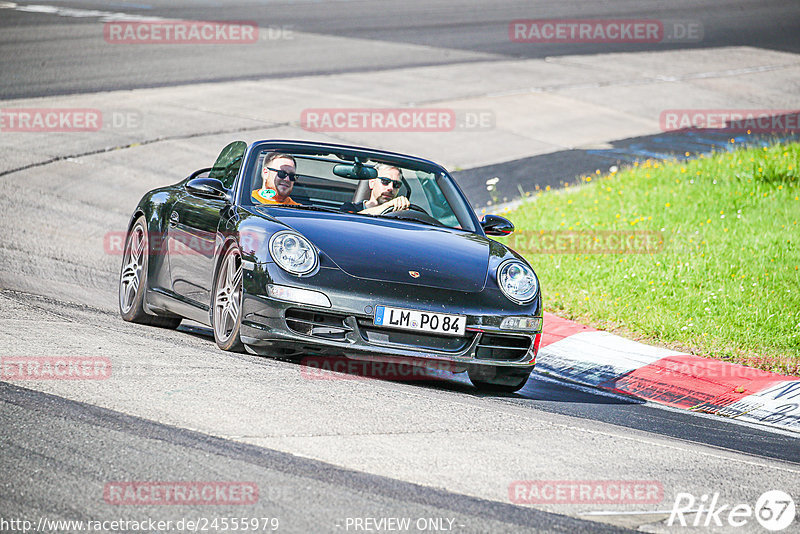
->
xmin=168 ymin=141 xmax=246 ymax=309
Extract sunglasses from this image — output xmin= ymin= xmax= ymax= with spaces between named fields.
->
xmin=266 ymin=167 xmax=297 ymax=182
xmin=379 ymin=178 xmax=402 ymax=189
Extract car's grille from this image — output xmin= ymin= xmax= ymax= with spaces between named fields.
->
xmin=285 ymin=309 xmax=352 ymax=341
xmin=356 ymin=319 xmax=474 ymax=352
xmin=285 ymin=311 xmax=530 ymax=360
xmin=474 ymin=333 xmax=532 ymax=361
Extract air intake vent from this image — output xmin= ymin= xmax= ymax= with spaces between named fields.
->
xmin=357 ymin=319 xmax=474 ymax=352
xmin=285 ymin=309 xmax=351 ymax=341
xmin=475 ymin=333 xmax=531 ymax=361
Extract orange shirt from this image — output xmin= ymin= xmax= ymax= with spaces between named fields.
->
xmin=251 ymin=189 xmax=300 ymax=206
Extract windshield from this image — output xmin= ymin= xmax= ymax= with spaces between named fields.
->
xmin=244 ymin=149 xmax=471 ymax=230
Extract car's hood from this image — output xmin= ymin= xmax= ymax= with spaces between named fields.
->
xmin=261 ymin=208 xmax=490 ymax=292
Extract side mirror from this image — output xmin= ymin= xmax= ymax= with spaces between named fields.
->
xmin=188 ymin=167 xmax=212 ymax=180
xmin=186 ymin=177 xmax=231 ymax=202
xmin=481 ymin=214 xmax=514 ymax=236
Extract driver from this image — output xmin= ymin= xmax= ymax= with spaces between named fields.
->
xmin=341 ymin=164 xmax=410 ymax=214
xmin=252 ymin=152 xmax=301 ymax=205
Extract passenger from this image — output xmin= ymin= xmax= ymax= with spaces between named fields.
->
xmin=341 ymin=164 xmax=410 ymax=214
xmin=252 ymin=152 xmax=300 ymax=205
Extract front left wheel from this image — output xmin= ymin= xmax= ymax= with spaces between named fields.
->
xmin=212 ymin=243 xmax=245 ymax=352
xmin=119 ymin=216 xmax=182 ymax=329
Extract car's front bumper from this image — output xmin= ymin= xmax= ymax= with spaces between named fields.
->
xmin=240 ymin=264 xmax=541 ymax=369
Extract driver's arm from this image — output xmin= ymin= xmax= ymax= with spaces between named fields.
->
xmin=358 ymin=196 xmax=410 ymax=215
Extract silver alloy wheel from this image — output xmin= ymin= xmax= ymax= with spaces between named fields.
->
xmin=214 ymin=247 xmax=243 ymax=343
xmin=119 ymin=223 xmax=146 ymax=314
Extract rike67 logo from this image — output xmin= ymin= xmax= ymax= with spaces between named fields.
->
xmin=668 ymin=490 xmax=796 ymax=531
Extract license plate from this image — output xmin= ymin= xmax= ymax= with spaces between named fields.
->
xmin=373 ymin=305 xmax=466 ymax=336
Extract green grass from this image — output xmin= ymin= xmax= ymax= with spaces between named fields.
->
xmin=498 ymin=141 xmax=800 ymax=375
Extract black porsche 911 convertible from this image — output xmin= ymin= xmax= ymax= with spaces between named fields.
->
xmin=119 ymin=140 xmax=542 ymax=392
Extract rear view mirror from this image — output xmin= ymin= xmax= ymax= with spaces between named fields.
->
xmin=333 ymin=159 xmax=377 ymax=180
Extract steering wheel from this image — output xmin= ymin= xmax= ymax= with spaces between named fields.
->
xmin=380 ymin=203 xmax=444 ymax=227
xmin=379 ymin=203 xmax=428 ymax=216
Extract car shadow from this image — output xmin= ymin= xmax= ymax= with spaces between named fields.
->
xmin=176 ymin=322 xmax=214 ymax=340
xmin=513 ymin=373 xmax=642 ymax=405
xmin=171 ymin=322 xmax=800 ymax=463
xmin=174 ymin=322 xmax=636 ymax=404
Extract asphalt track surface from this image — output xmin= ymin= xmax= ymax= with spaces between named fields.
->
xmin=0 ymin=382 xmax=624 ymax=534
xmin=2 ymin=0 xmax=800 ymax=99
xmin=2 ymin=1 xmax=800 ymax=533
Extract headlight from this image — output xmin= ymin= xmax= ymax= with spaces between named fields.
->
xmin=269 ymin=231 xmax=318 ymax=275
xmin=497 ymin=260 xmax=538 ymax=304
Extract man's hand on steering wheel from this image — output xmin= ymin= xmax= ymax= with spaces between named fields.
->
xmin=379 ymin=195 xmax=410 ymax=214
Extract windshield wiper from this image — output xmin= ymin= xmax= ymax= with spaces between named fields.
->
xmin=377 ymin=213 xmax=445 ymax=228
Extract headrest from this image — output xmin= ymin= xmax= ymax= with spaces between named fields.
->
xmin=352 ymin=179 xmax=372 ymax=203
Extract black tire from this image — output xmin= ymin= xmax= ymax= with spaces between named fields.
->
xmin=119 ymin=216 xmax=182 ymax=329
xmin=211 ymin=243 xmax=245 ymax=352
xmin=468 ymin=365 xmax=532 ymax=393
